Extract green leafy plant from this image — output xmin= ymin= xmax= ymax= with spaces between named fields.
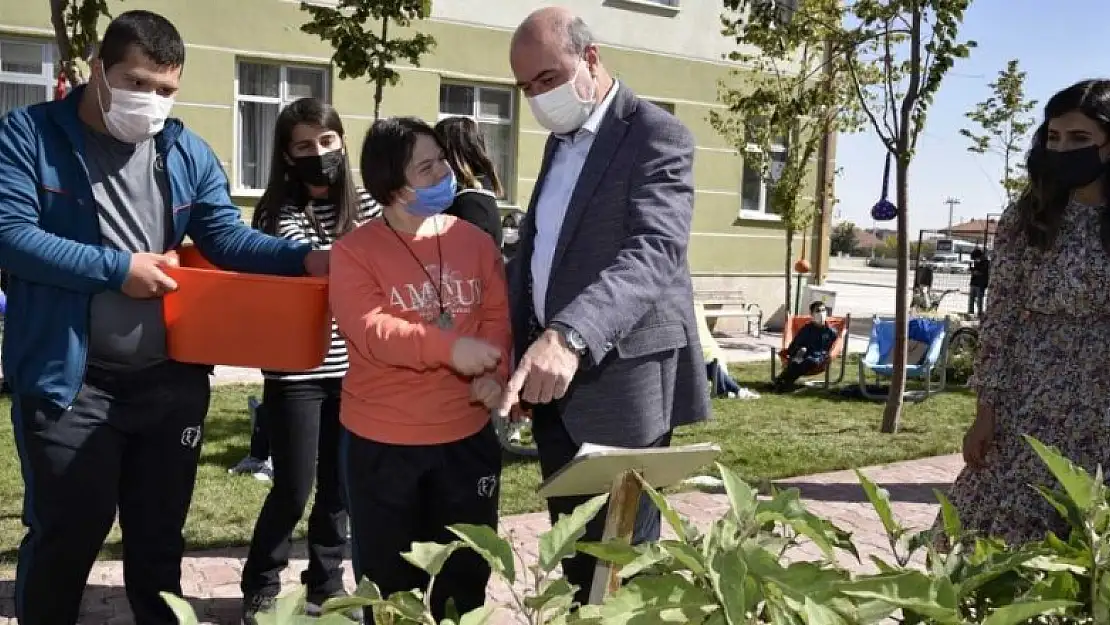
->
xmin=50 ymin=0 xmax=115 ymax=86
xmin=167 ymin=438 xmax=1110 ymax=624
xmin=852 ymin=436 xmax=1110 ymax=625
xmin=832 ymin=222 xmax=861 ymax=256
xmin=712 ymin=0 xmax=878 ymax=318
xmin=959 ymin=59 xmax=1038 ymax=207
xmin=300 ymin=0 xmax=436 ymax=119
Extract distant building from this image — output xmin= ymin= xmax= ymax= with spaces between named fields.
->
xmin=939 ymin=219 xmax=999 ymax=246
xmin=0 ymin=0 xmax=837 ymax=316
xmin=854 ymin=228 xmax=883 ymax=254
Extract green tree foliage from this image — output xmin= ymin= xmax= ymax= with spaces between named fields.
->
xmin=712 ymin=0 xmax=877 ymax=317
xmin=959 ymin=59 xmax=1037 ymax=207
xmin=50 ymin=0 xmax=114 ymax=86
xmin=842 ymin=0 xmax=976 ymax=433
xmin=301 ymin=0 xmax=436 ymax=119
xmin=831 ymin=221 xmax=859 ymax=255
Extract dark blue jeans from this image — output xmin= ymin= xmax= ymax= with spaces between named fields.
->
xmin=241 ymin=378 xmax=348 ymax=600
xmin=707 ymin=359 xmax=741 ymax=397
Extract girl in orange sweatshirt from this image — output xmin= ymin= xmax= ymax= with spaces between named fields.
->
xmin=329 ymin=117 xmax=511 ymax=621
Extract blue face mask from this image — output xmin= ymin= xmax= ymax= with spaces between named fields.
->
xmin=406 ymin=170 xmax=458 ymax=218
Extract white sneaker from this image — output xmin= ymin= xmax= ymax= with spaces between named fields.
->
xmin=735 ymin=388 xmax=761 ymax=400
xmin=229 ymin=456 xmax=273 ymax=482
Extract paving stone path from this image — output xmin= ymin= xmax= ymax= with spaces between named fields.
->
xmin=0 ymin=454 xmax=962 ymax=624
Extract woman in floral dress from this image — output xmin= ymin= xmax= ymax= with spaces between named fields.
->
xmin=943 ymin=79 xmax=1110 ymax=545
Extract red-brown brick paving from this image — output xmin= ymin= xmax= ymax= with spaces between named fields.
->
xmin=0 ymin=454 xmax=962 ymax=624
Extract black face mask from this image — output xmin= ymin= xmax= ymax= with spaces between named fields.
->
xmin=291 ymin=150 xmax=345 ymax=187
xmin=1046 ymin=144 xmax=1107 ymax=190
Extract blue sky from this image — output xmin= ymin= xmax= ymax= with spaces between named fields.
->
xmin=834 ymin=0 xmax=1109 ymax=232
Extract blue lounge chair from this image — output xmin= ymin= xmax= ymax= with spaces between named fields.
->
xmin=858 ymin=315 xmax=949 ymax=402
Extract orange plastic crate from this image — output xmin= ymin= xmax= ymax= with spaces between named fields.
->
xmin=176 ymin=244 xmax=218 ymax=270
xmin=163 ymin=246 xmax=330 ymax=371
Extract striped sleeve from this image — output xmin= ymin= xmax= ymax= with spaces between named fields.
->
xmin=356 ymin=188 xmax=382 ymax=221
xmin=275 ymin=205 xmax=312 ymax=243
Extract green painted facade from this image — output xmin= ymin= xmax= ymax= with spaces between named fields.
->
xmin=0 ymin=0 xmax=832 ymax=282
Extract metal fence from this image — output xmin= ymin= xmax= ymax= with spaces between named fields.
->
xmin=913 ymin=228 xmax=975 ymax=316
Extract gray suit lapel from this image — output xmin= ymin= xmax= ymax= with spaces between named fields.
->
xmin=550 ymin=89 xmax=631 ymax=273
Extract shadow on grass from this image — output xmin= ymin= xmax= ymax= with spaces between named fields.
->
xmin=197 ymin=413 xmax=254 ymax=470
xmin=737 ymin=377 xmax=975 ymax=405
xmin=502 ymin=452 xmax=539 ymax=468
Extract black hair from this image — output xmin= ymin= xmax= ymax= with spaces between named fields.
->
xmin=434 ymin=116 xmax=504 ymax=197
xmin=502 ymin=212 xmax=521 ymax=228
xmin=252 ymin=98 xmax=360 ymax=238
xmin=361 ymin=116 xmax=445 ymax=207
xmin=971 ymin=248 xmax=984 ymax=260
xmin=98 ymin=10 xmax=186 ymax=70
xmin=809 ymin=300 xmax=827 ymax=314
xmin=1016 ymin=79 xmax=1110 ymax=252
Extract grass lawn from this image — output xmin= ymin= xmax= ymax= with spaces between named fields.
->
xmin=0 ymin=359 xmax=974 ymax=570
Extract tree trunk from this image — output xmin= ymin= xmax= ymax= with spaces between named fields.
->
xmin=372 ymin=18 xmax=388 ymax=120
xmin=50 ymin=0 xmax=81 ymax=87
xmin=1003 ymin=148 xmax=1012 ymax=207
xmin=784 ymin=227 xmax=795 ymax=318
xmin=880 ymin=158 xmax=910 ymax=433
xmin=880 ymin=7 xmax=923 ymax=435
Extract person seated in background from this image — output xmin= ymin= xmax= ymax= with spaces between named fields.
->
xmin=773 ymin=301 xmax=838 ymax=392
xmin=500 ymin=211 xmax=522 ymax=261
xmin=707 ymin=359 xmax=742 ymax=398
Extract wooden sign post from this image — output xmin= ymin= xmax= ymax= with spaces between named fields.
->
xmin=537 ymin=442 xmax=721 ymax=605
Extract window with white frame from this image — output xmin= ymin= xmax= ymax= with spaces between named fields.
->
xmin=0 ymin=38 xmax=55 ymax=118
xmin=438 ymin=83 xmax=516 ymax=201
xmin=740 ymin=133 xmax=788 ymax=216
xmin=235 ymin=61 xmax=329 ymax=190
xmin=753 ymin=0 xmax=798 ymax=24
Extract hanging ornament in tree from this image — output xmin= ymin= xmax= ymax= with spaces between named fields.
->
xmin=870 ymin=153 xmax=898 ymax=222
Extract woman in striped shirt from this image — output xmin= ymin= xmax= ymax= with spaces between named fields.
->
xmin=239 ymin=97 xmax=379 ymax=623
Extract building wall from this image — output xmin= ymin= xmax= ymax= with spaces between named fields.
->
xmin=0 ymin=0 xmax=833 ymax=318
xmin=430 ymin=0 xmax=756 ymax=64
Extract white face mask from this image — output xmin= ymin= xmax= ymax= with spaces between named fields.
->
xmin=812 ymin=311 xmax=827 ymax=325
xmin=503 ymin=227 xmax=519 ymax=245
xmin=96 ymin=67 xmax=175 ymax=143
xmin=526 ymin=61 xmax=597 ymax=135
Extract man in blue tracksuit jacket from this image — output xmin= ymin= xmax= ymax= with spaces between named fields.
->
xmin=0 ymin=11 xmax=329 ymax=625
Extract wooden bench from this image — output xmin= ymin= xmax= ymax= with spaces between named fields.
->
xmin=697 ymin=290 xmax=764 ymax=338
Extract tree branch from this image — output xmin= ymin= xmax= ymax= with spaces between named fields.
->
xmin=882 ymin=18 xmax=899 ymax=139
xmin=846 ymin=51 xmax=894 ymax=151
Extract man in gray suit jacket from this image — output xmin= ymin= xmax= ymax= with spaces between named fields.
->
xmin=498 ymin=6 xmax=712 ymax=604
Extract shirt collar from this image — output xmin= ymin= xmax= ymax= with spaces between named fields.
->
xmin=560 ymin=79 xmax=620 ymax=143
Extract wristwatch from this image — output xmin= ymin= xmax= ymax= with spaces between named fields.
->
xmin=549 ymin=322 xmax=588 ymax=358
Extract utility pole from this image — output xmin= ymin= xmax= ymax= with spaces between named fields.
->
xmin=944 ymin=197 xmax=961 ymax=234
